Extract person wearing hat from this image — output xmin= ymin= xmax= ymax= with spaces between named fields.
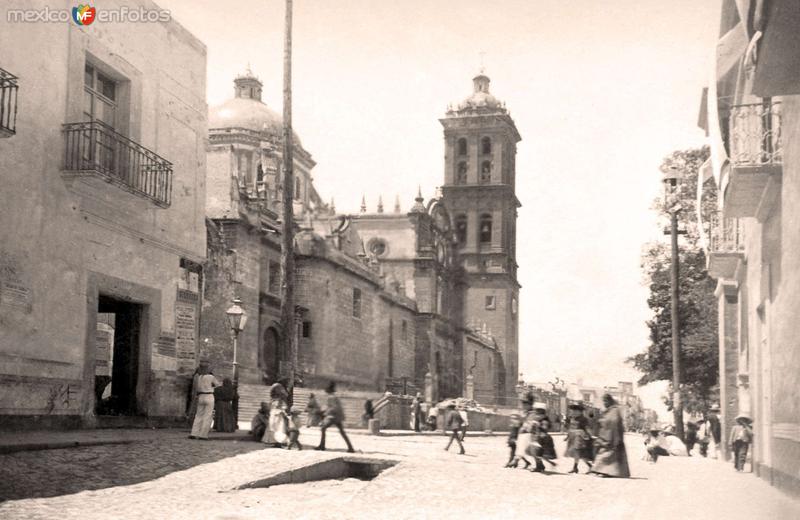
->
xmin=505 ymin=413 xmax=523 ymax=468
xmin=565 ymin=403 xmax=594 ymax=473
xmin=729 ymin=414 xmax=753 ymax=471
xmin=511 ymin=393 xmax=536 ymax=469
xmin=315 ymin=381 xmax=355 ymax=453
xmin=443 ymin=402 xmax=466 ymax=454
xmin=590 ymin=393 xmax=631 ymax=478
xmin=529 ymin=409 xmax=557 ymax=472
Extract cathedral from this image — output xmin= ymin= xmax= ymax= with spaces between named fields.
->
xmin=201 ymin=68 xmax=521 ymax=406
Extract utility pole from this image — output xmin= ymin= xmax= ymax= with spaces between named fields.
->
xmin=279 ymin=0 xmax=295 ymax=404
xmin=669 ymin=206 xmax=683 ymax=441
xmin=663 ymin=166 xmax=685 ymax=442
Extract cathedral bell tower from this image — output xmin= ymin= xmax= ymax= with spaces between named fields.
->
xmin=440 ymin=71 xmax=521 ymax=400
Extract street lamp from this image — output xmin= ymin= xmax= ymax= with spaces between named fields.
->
xmin=663 ymin=166 xmax=685 ymax=441
xmin=225 ymin=297 xmax=248 ymax=386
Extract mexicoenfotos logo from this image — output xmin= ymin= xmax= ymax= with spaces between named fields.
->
xmin=72 ymin=4 xmax=96 ymax=26
xmin=6 ymin=5 xmax=171 ymax=24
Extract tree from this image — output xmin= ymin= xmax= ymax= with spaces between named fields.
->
xmin=628 ymin=146 xmax=719 ymax=414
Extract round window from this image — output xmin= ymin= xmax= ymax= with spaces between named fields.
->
xmin=368 ymin=238 xmax=388 ymax=257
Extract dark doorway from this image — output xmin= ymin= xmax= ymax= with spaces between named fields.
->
xmin=262 ymin=327 xmax=281 ymax=383
xmin=95 ymin=295 xmax=143 ymax=416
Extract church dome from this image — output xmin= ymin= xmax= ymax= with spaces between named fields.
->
xmin=208 ymin=68 xmax=302 ymax=146
xmin=451 ymin=72 xmax=506 ymax=114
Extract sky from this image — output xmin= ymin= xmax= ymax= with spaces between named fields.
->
xmin=158 ymin=0 xmax=720 ymax=415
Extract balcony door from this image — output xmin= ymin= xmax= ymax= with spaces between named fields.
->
xmin=83 ymin=64 xmax=118 ymax=174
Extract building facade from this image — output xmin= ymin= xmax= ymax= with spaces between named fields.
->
xmin=0 ymin=0 xmax=207 ymax=428
xmin=441 ymin=72 xmax=521 ymax=399
xmin=203 ymin=70 xmax=513 ymax=406
xmin=701 ymin=0 xmax=800 ymax=496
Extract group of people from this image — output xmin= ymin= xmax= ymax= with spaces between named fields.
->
xmin=644 ymin=404 xmax=753 ymax=473
xmin=187 ymin=362 xmax=239 ymax=440
xmin=500 ymin=392 xmax=630 ymax=478
xmin=249 ymin=380 xmax=355 ymax=453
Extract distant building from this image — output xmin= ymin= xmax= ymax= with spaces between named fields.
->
xmin=0 ymin=0 xmax=207 ymax=427
xmin=699 ymin=0 xmax=800 ymax=497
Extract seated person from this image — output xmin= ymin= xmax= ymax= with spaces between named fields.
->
xmin=249 ymin=401 xmax=269 ymax=441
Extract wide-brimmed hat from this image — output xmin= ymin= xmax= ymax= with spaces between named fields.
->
xmin=709 ymin=403 xmax=720 ymax=412
xmin=568 ymin=403 xmax=585 ymax=411
xmin=532 ymin=402 xmax=547 ymax=410
xmin=735 ymin=413 xmax=752 ymax=422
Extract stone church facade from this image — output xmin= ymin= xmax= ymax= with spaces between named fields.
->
xmin=202 ymin=70 xmax=521 ymax=405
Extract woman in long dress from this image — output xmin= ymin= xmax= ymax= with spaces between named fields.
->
xmin=262 ymin=378 xmax=290 ymax=446
xmin=564 ymin=403 xmax=594 ymax=473
xmin=213 ymin=378 xmax=238 ymax=432
xmin=591 ymin=393 xmax=631 ymax=478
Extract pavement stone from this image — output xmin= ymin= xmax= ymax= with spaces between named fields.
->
xmin=1 ymin=431 xmax=798 ymax=519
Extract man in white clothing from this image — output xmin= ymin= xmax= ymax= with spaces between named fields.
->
xmin=189 ymin=363 xmax=219 ymax=440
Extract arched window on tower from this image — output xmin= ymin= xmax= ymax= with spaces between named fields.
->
xmin=479 ymin=213 xmax=492 ymax=244
xmin=481 ymin=136 xmax=492 ymax=155
xmin=457 ymin=138 xmax=467 ymax=156
xmin=480 ymin=161 xmax=491 ymax=183
xmin=294 ymin=177 xmax=302 ymax=200
xmin=454 ymin=215 xmax=467 ymax=246
xmin=456 ymin=162 xmax=467 ymax=184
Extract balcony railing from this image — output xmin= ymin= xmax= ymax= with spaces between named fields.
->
xmin=729 ymin=101 xmax=782 ymax=167
xmin=0 ymin=67 xmax=19 ymax=137
xmin=709 ymin=211 xmax=744 ymax=253
xmin=63 ymin=121 xmax=173 ymax=207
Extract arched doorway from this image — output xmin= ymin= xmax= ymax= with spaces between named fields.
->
xmin=262 ymin=327 xmax=281 ymax=384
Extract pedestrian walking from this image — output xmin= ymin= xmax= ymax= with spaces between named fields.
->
xmin=707 ymin=404 xmax=722 ymax=459
xmin=286 ymin=406 xmax=303 ymax=450
xmin=525 ymin=403 xmax=551 ymax=473
xmin=564 ymin=403 xmax=593 ymax=473
xmin=590 ymin=393 xmax=631 ymax=478
xmin=505 ymin=413 xmax=522 ymax=468
xmin=443 ymin=402 xmax=465 ymax=454
xmin=189 ymin=363 xmax=219 ymax=440
xmin=316 ymin=381 xmax=355 ymax=452
xmin=305 ymin=392 xmax=322 ymax=427
xmin=262 ymin=378 xmax=290 ymax=446
xmin=729 ymin=414 xmax=753 ymax=472
xmin=427 ymin=402 xmax=439 ymax=431
xmin=250 ymin=401 xmax=270 ymax=441
xmin=458 ymin=404 xmax=469 ymax=441
xmin=511 ymin=393 xmax=536 ymax=469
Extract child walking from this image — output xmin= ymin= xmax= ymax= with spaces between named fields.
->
xmin=505 ymin=413 xmax=522 ymax=468
xmin=286 ymin=406 xmax=303 ymax=450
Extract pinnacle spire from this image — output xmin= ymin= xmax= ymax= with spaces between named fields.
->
xmin=394 ymin=194 xmax=401 ymax=213
xmin=377 ymin=195 xmax=384 ymax=213
xmin=360 ymin=195 xmax=367 ymax=213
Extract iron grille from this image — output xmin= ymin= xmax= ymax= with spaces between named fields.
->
xmin=729 ymin=101 xmax=782 ymax=167
xmin=0 ymin=67 xmax=19 ymax=137
xmin=63 ymin=121 xmax=173 ymax=207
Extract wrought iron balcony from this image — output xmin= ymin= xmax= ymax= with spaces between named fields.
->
xmin=723 ymin=101 xmax=782 ymax=219
xmin=62 ymin=121 xmax=173 ymax=207
xmin=708 ymin=211 xmax=745 ymax=280
xmin=0 ymin=67 xmax=19 ymax=137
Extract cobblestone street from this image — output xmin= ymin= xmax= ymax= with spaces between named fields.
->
xmin=1 ymin=430 xmax=798 ymax=519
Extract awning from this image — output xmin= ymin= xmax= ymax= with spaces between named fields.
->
xmin=752 ymin=0 xmax=800 ymax=96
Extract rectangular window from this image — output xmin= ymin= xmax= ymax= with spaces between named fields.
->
xmin=352 ymin=288 xmax=362 ymax=318
xmin=401 ymin=320 xmax=408 ymax=341
xmin=268 ymin=261 xmax=281 ymax=294
xmin=485 ymin=295 xmax=496 ymax=310
xmin=84 ymin=63 xmax=117 ymax=129
xmin=302 ymin=321 xmax=312 ymax=338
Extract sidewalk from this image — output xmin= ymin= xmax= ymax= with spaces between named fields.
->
xmin=0 ymin=424 xmax=517 ymax=454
